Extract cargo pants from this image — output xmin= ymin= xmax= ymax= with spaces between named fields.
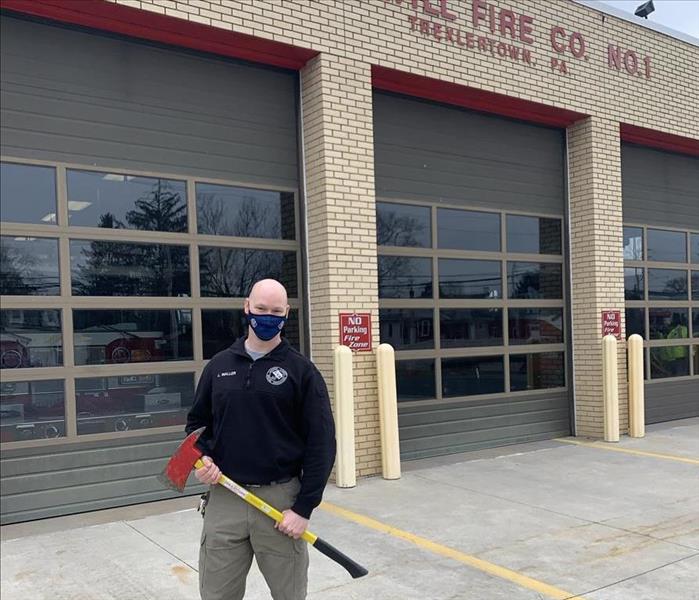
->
xmin=199 ymin=479 xmax=309 ymax=600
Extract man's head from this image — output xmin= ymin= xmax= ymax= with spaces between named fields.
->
xmin=245 ymin=279 xmax=290 ymax=342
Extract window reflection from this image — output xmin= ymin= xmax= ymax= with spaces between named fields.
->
xmin=508 ymin=262 xmax=563 ymax=299
xmin=378 ymin=256 xmax=432 ymax=299
xmin=650 ymin=347 xmax=689 ymax=379
xmin=0 ymin=310 xmax=63 ymax=369
xmin=0 ymin=379 xmax=65 ymax=442
xmin=624 ymin=268 xmax=644 ymax=301
xmin=437 ymin=208 xmax=500 ymax=252
xmin=71 ymin=240 xmax=190 ymax=297
xmin=75 ymin=372 xmax=194 ymax=435
xmin=506 ymin=215 xmax=562 ymax=255
xmin=377 ymin=202 xmax=431 ymax=248
xmin=625 ymin=308 xmax=645 ymax=339
xmin=201 ymin=309 xmax=300 ymax=359
xmin=691 ymin=234 xmax=699 ymax=264
xmin=647 ymin=269 xmax=687 ymax=300
xmin=692 ymin=271 xmax=699 ymax=301
xmin=396 ymin=360 xmax=436 ymax=401
xmin=73 ymin=310 xmax=192 ymax=365
xmin=693 ymin=309 xmax=699 ymax=339
xmin=622 ymin=227 xmax=643 ymax=261
xmin=439 ymin=259 xmax=501 ymax=299
xmin=199 ymin=247 xmax=297 ymax=298
xmin=0 ymin=162 xmax=57 ymax=225
xmin=196 ymin=183 xmax=295 ymax=240
xmin=510 ymin=352 xmax=565 ymax=391
xmin=67 ymin=170 xmax=187 ymax=232
xmin=647 ymin=229 xmax=686 ymax=263
xmin=1 ymin=236 xmax=60 ymax=295
xmin=442 ymin=356 xmax=505 ymax=397
xmin=649 ymin=308 xmax=688 ymax=340
xmin=508 ymin=308 xmax=563 ymax=345
xmin=379 ymin=309 xmax=434 ymax=350
xmin=440 ymin=309 xmax=502 ymax=348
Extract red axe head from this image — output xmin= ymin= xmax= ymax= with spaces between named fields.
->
xmin=158 ymin=426 xmax=205 ymax=493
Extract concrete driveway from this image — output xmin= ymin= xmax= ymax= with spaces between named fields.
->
xmin=2 ymin=418 xmax=698 ymax=599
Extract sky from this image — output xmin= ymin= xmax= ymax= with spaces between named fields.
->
xmin=596 ymin=0 xmax=699 ymax=38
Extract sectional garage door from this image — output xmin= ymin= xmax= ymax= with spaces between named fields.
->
xmin=374 ymin=92 xmax=571 ymax=460
xmin=0 ymin=16 xmax=300 ymax=523
xmin=621 ymin=144 xmax=699 ymax=424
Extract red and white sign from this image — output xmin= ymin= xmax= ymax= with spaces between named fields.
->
xmin=339 ymin=313 xmax=372 ymax=352
xmin=601 ymin=310 xmax=621 ymax=339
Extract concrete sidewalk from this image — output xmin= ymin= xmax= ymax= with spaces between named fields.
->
xmin=2 ymin=418 xmax=698 ymax=600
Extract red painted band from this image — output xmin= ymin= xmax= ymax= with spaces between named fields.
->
xmin=620 ymin=123 xmax=699 ymax=157
xmin=0 ymin=0 xmax=317 ymax=70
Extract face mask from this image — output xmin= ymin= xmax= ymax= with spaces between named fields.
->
xmin=247 ymin=312 xmax=286 ymax=341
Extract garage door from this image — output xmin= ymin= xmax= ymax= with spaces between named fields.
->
xmin=622 ymin=144 xmax=699 ymax=424
xmin=0 ymin=16 xmax=301 ymax=523
xmin=374 ymin=92 xmax=571 ymax=460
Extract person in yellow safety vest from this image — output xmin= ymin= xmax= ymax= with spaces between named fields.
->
xmin=657 ymin=318 xmax=688 ymax=374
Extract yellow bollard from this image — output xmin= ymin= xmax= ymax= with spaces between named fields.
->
xmin=628 ymin=334 xmax=645 ymax=438
xmin=377 ymin=343 xmax=401 ymax=480
xmin=334 ymin=345 xmax=356 ymax=488
xmin=602 ymin=334 xmax=620 ymax=443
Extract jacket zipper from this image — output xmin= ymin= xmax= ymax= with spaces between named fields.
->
xmin=245 ymin=361 xmax=254 ymax=389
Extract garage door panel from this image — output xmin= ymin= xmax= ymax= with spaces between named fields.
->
xmin=645 ymin=379 xmax=699 ymax=424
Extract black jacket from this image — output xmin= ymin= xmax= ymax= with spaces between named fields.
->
xmin=186 ymin=337 xmax=336 ymax=519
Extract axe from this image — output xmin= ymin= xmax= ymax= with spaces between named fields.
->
xmin=158 ymin=427 xmax=368 ymax=579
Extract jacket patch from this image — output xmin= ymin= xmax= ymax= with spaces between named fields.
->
xmin=266 ymin=367 xmax=288 ymax=385
xmin=217 ymin=371 xmax=237 ymax=378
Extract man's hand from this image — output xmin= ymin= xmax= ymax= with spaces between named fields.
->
xmin=194 ymin=456 xmax=221 ymax=485
xmin=275 ymin=509 xmax=308 ymax=540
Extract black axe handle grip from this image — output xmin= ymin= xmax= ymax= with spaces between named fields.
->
xmin=312 ymin=537 xmax=369 ymax=579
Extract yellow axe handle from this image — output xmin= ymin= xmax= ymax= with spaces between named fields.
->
xmin=194 ymin=458 xmax=317 ymax=545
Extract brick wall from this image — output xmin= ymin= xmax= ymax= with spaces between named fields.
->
xmin=108 ymin=0 xmax=698 ymax=463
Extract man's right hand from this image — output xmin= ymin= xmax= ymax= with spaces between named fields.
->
xmin=195 ymin=456 xmax=221 ymax=485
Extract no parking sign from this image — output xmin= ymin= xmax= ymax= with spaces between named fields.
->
xmin=339 ymin=313 xmax=372 ymax=352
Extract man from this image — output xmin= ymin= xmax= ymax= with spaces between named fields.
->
xmin=186 ymin=279 xmax=336 ymax=600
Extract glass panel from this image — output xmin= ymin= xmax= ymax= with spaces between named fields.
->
xmin=694 ymin=346 xmax=698 ymax=375
xmin=0 ymin=310 xmax=62 ymax=369
xmin=622 ymin=226 xmax=643 ymax=260
xmin=377 ymin=202 xmax=431 ymax=248
xmin=0 ymin=380 xmax=65 ymax=442
xmin=1 ymin=236 xmax=60 ymax=295
xmin=379 ymin=309 xmax=434 ymax=350
xmin=624 ymin=267 xmax=644 ymax=301
xmin=510 ymin=352 xmax=565 ymax=391
xmin=73 ymin=309 xmax=192 ymax=365
xmin=648 ymin=308 xmax=688 ymax=340
xmin=508 ymin=308 xmax=564 ymax=345
xmin=625 ymin=308 xmax=645 ymax=339
xmin=396 ymin=359 xmax=435 ymax=402
xmin=378 ymin=256 xmax=432 ymax=299
xmin=199 ymin=248 xmax=297 ymax=298
xmin=692 ymin=271 xmax=699 ymax=301
xmin=508 ymin=262 xmax=563 ymax=299
xmin=693 ymin=309 xmax=699 ymax=339
xmin=440 ymin=309 xmax=502 ymax=348
xmin=439 ymin=259 xmax=501 ymax=299
xmin=442 ymin=356 xmax=505 ymax=397
xmin=437 ymin=208 xmax=500 ymax=251
xmin=647 ymin=229 xmax=686 ymax=263
xmin=647 ymin=269 xmax=687 ymax=300
xmin=691 ymin=233 xmax=699 ymax=263
xmin=506 ymin=215 xmax=562 ymax=255
xmin=650 ymin=346 xmax=690 ymax=379
xmin=71 ymin=240 xmax=190 ymax=297
xmin=196 ymin=183 xmax=295 ymax=240
xmin=202 ymin=309 xmax=300 ymax=359
xmin=0 ymin=162 xmax=57 ymax=225
xmin=75 ymin=372 xmax=195 ymax=435
xmin=67 ymin=170 xmax=187 ymax=232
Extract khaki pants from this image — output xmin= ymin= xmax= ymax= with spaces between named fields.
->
xmin=199 ymin=479 xmax=309 ymax=600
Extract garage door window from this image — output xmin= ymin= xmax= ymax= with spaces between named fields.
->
xmin=623 ymin=225 xmax=698 ymax=380
xmin=0 ymin=159 xmax=303 ymax=446
xmin=379 ymin=201 xmax=566 ymax=402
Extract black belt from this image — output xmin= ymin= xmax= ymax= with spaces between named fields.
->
xmin=241 ymin=476 xmax=294 ymax=488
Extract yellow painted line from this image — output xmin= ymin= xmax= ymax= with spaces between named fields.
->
xmin=320 ymin=501 xmax=585 ymax=600
xmin=555 ymin=438 xmax=699 ymax=465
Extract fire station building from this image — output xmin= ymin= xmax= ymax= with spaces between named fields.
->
xmin=0 ymin=0 xmax=697 ymax=523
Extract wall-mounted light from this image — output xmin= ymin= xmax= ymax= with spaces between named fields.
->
xmin=634 ymin=0 xmax=655 ymax=19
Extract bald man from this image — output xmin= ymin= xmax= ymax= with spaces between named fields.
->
xmin=186 ymin=279 xmax=336 ymax=600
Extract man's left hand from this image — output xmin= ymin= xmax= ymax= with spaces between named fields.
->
xmin=275 ymin=509 xmax=308 ymax=540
